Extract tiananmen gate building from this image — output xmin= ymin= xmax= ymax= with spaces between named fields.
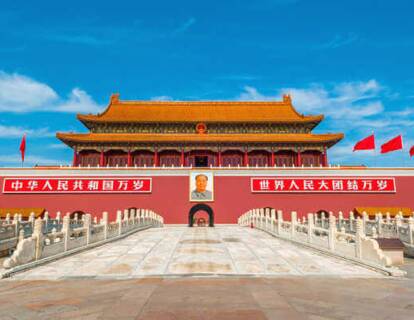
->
xmin=1 ymin=94 xmax=413 ymax=225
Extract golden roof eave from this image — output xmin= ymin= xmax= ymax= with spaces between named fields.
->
xmin=57 ymin=132 xmax=344 ymax=146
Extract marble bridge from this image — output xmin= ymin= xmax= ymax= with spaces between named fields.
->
xmin=10 ymin=226 xmax=381 ymax=280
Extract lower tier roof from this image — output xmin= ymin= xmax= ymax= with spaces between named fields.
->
xmin=57 ymin=132 xmax=344 ymax=147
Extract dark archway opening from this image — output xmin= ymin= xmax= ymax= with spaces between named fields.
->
xmin=189 ymin=204 xmax=214 ymax=227
xmin=70 ymin=210 xmax=86 ymax=219
xmin=195 ymin=156 xmax=209 ymax=167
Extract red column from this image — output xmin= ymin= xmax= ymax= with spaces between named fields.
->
xmin=244 ymin=149 xmax=249 ymax=167
xmin=181 ymin=148 xmax=185 ymax=166
xmin=154 ymin=149 xmax=158 ymax=167
xmin=323 ymin=147 xmax=328 ymax=167
xmin=271 ymin=150 xmax=275 ymax=167
xmin=297 ymin=150 xmax=302 ymax=167
xmin=99 ymin=150 xmax=105 ymax=167
xmin=218 ymin=149 xmax=222 ymax=167
xmin=72 ymin=148 xmax=78 ymax=167
xmin=127 ymin=150 xmax=132 ymax=167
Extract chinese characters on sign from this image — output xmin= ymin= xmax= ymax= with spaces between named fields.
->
xmin=2 ymin=178 xmax=152 ymax=193
xmin=251 ymin=177 xmax=396 ymax=193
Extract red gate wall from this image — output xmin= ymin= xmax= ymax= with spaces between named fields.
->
xmin=0 ymin=171 xmax=413 ymax=223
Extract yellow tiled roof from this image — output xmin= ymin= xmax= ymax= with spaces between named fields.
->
xmin=354 ymin=207 xmax=412 ymax=218
xmin=77 ymin=94 xmax=324 ymax=124
xmin=0 ymin=208 xmax=45 ymax=219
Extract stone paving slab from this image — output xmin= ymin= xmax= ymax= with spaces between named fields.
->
xmin=1 ymin=277 xmax=414 ymax=319
xmin=9 ymin=226 xmax=381 ymax=280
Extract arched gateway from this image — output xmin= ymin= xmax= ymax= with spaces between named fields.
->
xmin=189 ymin=204 xmax=214 ymax=227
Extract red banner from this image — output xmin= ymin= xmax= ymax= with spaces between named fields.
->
xmin=251 ymin=177 xmax=396 ymax=193
xmin=2 ymin=177 xmax=152 ymax=194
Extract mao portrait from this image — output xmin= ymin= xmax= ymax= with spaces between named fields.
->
xmin=189 ymin=172 xmax=214 ymax=202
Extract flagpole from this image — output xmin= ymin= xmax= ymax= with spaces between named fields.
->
xmin=372 ymin=131 xmax=376 ymax=168
xmin=401 ymin=135 xmax=405 ymax=168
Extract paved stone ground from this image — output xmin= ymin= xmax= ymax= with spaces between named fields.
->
xmin=10 ymin=226 xmax=381 ymax=279
xmin=2 ymin=226 xmax=414 ymax=319
xmin=1 ymin=277 xmax=414 ymax=319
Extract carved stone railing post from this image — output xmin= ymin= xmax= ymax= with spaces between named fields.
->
xmin=43 ymin=211 xmax=49 ymax=233
xmin=320 ymin=212 xmax=325 ymax=228
xmin=116 ymin=210 xmax=122 ymax=235
xmin=264 ymin=208 xmax=269 ymax=230
xmin=277 ymin=210 xmax=283 ymax=235
xmin=376 ymin=213 xmax=383 ymax=235
xmin=395 ymin=215 xmax=402 ymax=236
xmin=355 ymin=218 xmax=363 ymax=259
xmin=386 ymin=212 xmax=391 ymax=224
xmin=102 ymin=211 xmax=108 ymax=240
xmin=143 ymin=209 xmax=147 ymax=225
xmin=62 ymin=215 xmax=70 ymax=251
xmin=258 ymin=208 xmax=264 ymax=229
xmin=29 ymin=212 xmax=35 ymax=230
xmin=84 ymin=214 xmax=92 ymax=245
xmin=270 ymin=209 xmax=276 ymax=233
xmin=130 ymin=208 xmax=136 ymax=225
xmin=13 ymin=214 xmax=20 ymax=238
xmin=307 ymin=213 xmax=314 ymax=243
xmin=328 ymin=215 xmax=336 ymax=251
xmin=362 ymin=211 xmax=368 ymax=235
xmin=349 ymin=211 xmax=355 ymax=232
xmin=33 ymin=218 xmax=44 ymax=260
xmin=338 ymin=211 xmax=343 ymax=229
xmin=291 ymin=211 xmax=297 ymax=238
xmin=56 ymin=211 xmax=61 ymax=224
xmin=408 ymin=217 xmax=414 ymax=245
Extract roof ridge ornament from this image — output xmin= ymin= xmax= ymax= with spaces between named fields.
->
xmin=283 ymin=94 xmax=291 ymax=103
xmin=110 ymin=93 xmax=120 ymax=104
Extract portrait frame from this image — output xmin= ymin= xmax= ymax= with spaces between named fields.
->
xmin=189 ymin=171 xmax=214 ymax=202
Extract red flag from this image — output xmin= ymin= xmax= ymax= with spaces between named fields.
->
xmin=380 ymin=135 xmax=403 ymax=154
xmin=19 ymin=134 xmax=26 ymax=162
xmin=353 ymin=134 xmax=375 ymax=151
xmin=410 ymin=146 xmax=414 ymax=157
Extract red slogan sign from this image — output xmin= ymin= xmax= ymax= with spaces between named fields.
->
xmin=251 ymin=177 xmax=396 ymax=193
xmin=2 ymin=177 xmax=152 ymax=194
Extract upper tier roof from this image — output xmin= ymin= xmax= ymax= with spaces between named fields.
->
xmin=77 ymin=93 xmax=324 ymax=125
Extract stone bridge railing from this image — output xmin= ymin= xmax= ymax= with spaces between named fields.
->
xmin=313 ymin=211 xmax=414 ymax=257
xmin=2 ymin=209 xmax=163 ymax=271
xmin=238 ymin=209 xmax=403 ymax=276
xmin=0 ymin=211 xmax=81 ymax=256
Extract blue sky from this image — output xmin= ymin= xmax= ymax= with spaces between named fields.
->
xmin=1 ymin=0 xmax=414 ymax=167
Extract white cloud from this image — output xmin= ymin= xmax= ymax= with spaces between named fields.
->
xmin=172 ymin=17 xmax=196 ymax=35
xmin=237 ymin=86 xmax=278 ymax=101
xmin=150 ymin=95 xmax=173 ymax=101
xmin=316 ymin=33 xmax=359 ymax=50
xmin=48 ymin=143 xmax=69 ymax=149
xmin=0 ymin=71 xmax=103 ymax=113
xmin=0 ymin=125 xmax=54 ymax=138
xmin=55 ymin=88 xmax=101 ymax=113
xmin=236 ymin=80 xmax=385 ymax=121
xmin=0 ymin=72 xmax=58 ymax=112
